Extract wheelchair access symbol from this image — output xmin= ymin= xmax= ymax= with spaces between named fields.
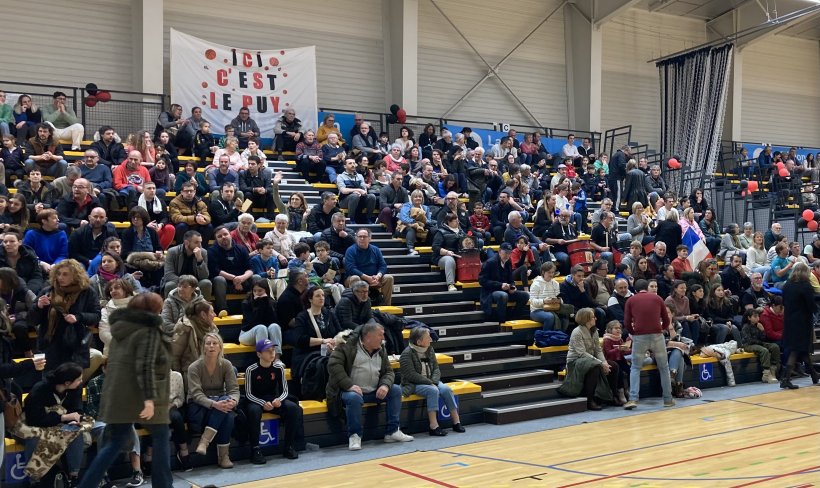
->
xmin=6 ymin=452 xmax=28 ymax=482
xmin=259 ymin=419 xmax=280 ymax=447
xmin=699 ymin=363 xmax=714 ymax=382
xmin=437 ymin=395 xmax=459 ymax=422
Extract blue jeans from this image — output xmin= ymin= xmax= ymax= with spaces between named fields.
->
xmin=713 ymin=321 xmax=742 ymax=344
xmin=667 ymin=348 xmax=686 ymax=383
xmin=629 ymin=333 xmax=672 ymax=402
xmin=239 ymin=324 xmax=283 ymax=354
xmin=680 ymin=319 xmax=700 ymax=345
xmin=78 ymin=423 xmax=171 ymax=488
xmin=598 ymin=251 xmax=614 ymax=272
xmin=530 ymin=309 xmax=557 ymax=330
xmin=325 ymin=166 xmax=338 ymax=183
xmin=25 ymin=434 xmax=84 ymax=475
xmin=187 ymin=396 xmax=236 ymax=445
xmin=410 ymin=382 xmax=457 ymax=414
xmin=341 ymin=384 xmax=402 ymax=437
xmin=482 ymin=290 xmax=529 ymax=323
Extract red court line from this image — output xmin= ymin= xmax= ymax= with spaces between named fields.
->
xmin=556 ymin=431 xmax=820 ymax=488
xmin=379 ymin=463 xmax=459 ymax=488
xmin=730 ymin=465 xmax=820 ymax=487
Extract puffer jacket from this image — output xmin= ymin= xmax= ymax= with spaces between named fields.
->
xmin=161 ymin=288 xmax=206 ymax=332
xmin=168 ymin=195 xmax=211 ymax=226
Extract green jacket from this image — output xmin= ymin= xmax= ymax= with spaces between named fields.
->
xmin=399 ymin=346 xmax=441 ymax=397
xmin=0 ymin=104 xmax=13 ymax=124
xmin=326 ymin=327 xmax=393 ymax=418
xmin=98 ymin=308 xmax=172 ymax=424
xmin=42 ymin=104 xmax=80 ymax=128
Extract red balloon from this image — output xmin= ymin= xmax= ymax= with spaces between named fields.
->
xmin=668 ymin=158 xmax=678 ymax=168
xmin=747 ymin=180 xmax=759 ymax=192
xmin=776 ymin=161 xmax=785 ymax=170
xmin=779 ymin=168 xmax=789 ymax=177
xmin=396 ymin=108 xmax=407 ymax=124
xmin=803 ymin=209 xmax=815 ymax=221
xmin=84 ymin=95 xmax=97 ymax=107
xmin=96 ymin=90 xmax=111 ymax=102
xmin=809 ymin=220 xmax=819 ymax=231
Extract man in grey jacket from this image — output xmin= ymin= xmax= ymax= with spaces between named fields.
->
xmin=162 ymin=230 xmax=212 ymax=298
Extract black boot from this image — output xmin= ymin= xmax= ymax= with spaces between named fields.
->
xmin=780 ymin=365 xmax=799 ymax=390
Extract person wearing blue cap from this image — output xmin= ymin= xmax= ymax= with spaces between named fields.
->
xmin=243 ymin=339 xmax=303 ymax=464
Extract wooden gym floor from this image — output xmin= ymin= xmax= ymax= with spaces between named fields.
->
xmin=224 ymin=388 xmax=820 ymax=487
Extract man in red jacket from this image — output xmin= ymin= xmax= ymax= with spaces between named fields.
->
xmin=623 ymin=279 xmax=673 ymax=409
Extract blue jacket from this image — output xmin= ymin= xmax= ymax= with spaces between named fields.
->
xmin=250 ymin=255 xmax=279 ymax=278
xmin=398 ymin=202 xmax=431 ymax=225
xmin=22 ymin=228 xmax=67 ymax=265
xmin=478 ymin=254 xmax=513 ymax=300
xmin=344 ymin=244 xmax=388 ymax=278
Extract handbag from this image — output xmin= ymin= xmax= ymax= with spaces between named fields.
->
xmin=0 ymin=387 xmax=23 ymax=429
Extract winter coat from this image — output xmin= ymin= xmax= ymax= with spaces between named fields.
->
xmin=30 ymin=287 xmax=101 ymax=369
xmin=326 ymin=327 xmax=393 ymax=418
xmin=161 ymin=288 xmax=206 ymax=332
xmin=782 ymin=280 xmax=817 ymax=354
xmin=0 ymin=244 xmax=44 ymax=293
xmin=399 ymin=345 xmax=441 ymax=396
xmin=334 ymin=289 xmax=373 ymax=331
xmin=168 ymin=195 xmax=211 ymax=226
xmin=170 ymin=317 xmax=217 ymax=373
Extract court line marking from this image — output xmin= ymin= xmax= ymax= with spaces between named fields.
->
xmin=729 ymin=464 xmax=820 ymax=487
xmin=379 ymin=463 xmax=459 ymax=488
xmin=729 ymin=398 xmax=819 ymax=417
xmin=554 ymin=431 xmax=820 ymax=487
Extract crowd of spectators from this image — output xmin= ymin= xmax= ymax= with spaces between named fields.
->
xmin=0 ymin=94 xmax=817 ymax=487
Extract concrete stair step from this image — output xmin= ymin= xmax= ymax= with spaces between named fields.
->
xmin=447 ymin=345 xmax=528 ymax=363
xmin=409 ymin=308 xmax=486 ymax=324
xmin=391 ymin=291 xmax=463 ymax=305
xmin=483 ymin=398 xmax=588 ymax=425
xmin=457 ymin=369 xmax=554 ymax=391
xmin=434 ymin=331 xmax=516 ymax=349
xmin=392 ymin=282 xmax=449 ymax=293
xmin=448 ymin=355 xmax=546 ymax=376
xmin=391 ymin=272 xmax=442 ymax=284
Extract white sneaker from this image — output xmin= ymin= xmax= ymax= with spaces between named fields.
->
xmin=448 ymin=284 xmax=458 ymax=292
xmin=384 ymin=429 xmax=414 ymax=443
xmin=408 ymin=249 xmax=419 ymax=256
xmin=348 ymin=434 xmax=362 ymax=451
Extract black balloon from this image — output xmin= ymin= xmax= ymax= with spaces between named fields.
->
xmin=386 ymin=114 xmax=398 ymax=124
xmin=799 ymin=217 xmax=808 ymax=227
xmin=739 ymin=180 xmax=748 ymax=189
xmin=85 ymin=83 xmax=98 ymax=95
xmin=814 ymin=210 xmax=820 ymax=222
xmin=389 ymin=104 xmax=400 ymax=115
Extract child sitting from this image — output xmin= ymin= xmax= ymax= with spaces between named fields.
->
xmin=759 ymin=295 xmax=784 ymax=344
xmin=1 ymin=134 xmax=26 ymax=185
xmin=193 ymin=121 xmax=219 ymax=168
xmin=287 ymin=242 xmax=317 ymax=279
xmin=250 ymin=239 xmax=280 ymax=279
xmin=311 ymin=240 xmax=344 ymax=305
xmin=671 ymin=244 xmax=694 ymax=279
xmin=510 ymin=236 xmax=536 ymax=291
xmin=664 ymin=302 xmax=691 ymax=396
xmin=469 ymin=201 xmax=491 ymax=245
xmin=590 ymin=168 xmax=610 ymax=201
xmin=241 ymin=137 xmax=267 ymax=165
xmin=602 ymin=321 xmax=630 ymax=404
xmin=741 ymin=308 xmax=781 ymax=384
xmin=218 ymin=125 xmax=236 ymax=149
xmin=148 ymin=155 xmax=172 ymax=196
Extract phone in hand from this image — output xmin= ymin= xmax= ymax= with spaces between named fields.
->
xmin=61 ymin=423 xmax=81 ymax=432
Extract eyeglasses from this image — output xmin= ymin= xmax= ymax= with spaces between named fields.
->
xmin=356 ymin=235 xmax=369 ymax=239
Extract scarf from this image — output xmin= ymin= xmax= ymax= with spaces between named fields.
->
xmin=603 ymin=333 xmax=622 ymax=343
xmin=188 ymin=315 xmax=215 ymax=343
xmin=410 ymin=343 xmax=432 ymax=379
xmin=138 ymin=193 xmax=163 ymax=214
xmin=46 ymin=283 xmax=83 ymax=340
xmin=273 ymin=228 xmax=294 ymax=256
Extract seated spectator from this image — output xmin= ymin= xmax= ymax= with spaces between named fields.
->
xmin=231 ymin=107 xmax=260 ymax=150
xmin=169 ymin=181 xmax=213 ymax=244
xmin=148 ymin=155 xmax=173 ymax=197
xmin=720 ymin=254 xmax=751 ymax=299
xmin=239 ymin=155 xmax=274 ymax=215
xmin=741 ymin=272 xmax=772 ymax=310
xmin=97 ymin=278 xmax=136 ymax=356
xmin=276 ymin=269 xmax=309 ymax=331
xmin=136 ymin=181 xmax=176 ymax=250
xmin=1 ymin=134 xmax=26 ymax=186
xmin=504 ymin=210 xmax=551 ymax=263
xmin=156 ymin=130 xmax=180 ymax=168
xmin=320 ymin=212 xmax=355 ymax=262
xmin=478 ymin=242 xmax=529 ymax=323
xmin=231 ymin=212 xmax=260 ymax=255
xmin=68 ymin=207 xmax=117 ymax=268
xmin=52 ymin=159 xmax=82 ymax=199
xmin=705 ymin=284 xmax=742 ymax=343
xmin=42 ymin=91 xmax=84 ymax=150
xmin=90 ymin=125 xmax=126 ymax=166
xmin=321 ymin=133 xmax=346 ymax=183
xmin=606 ymin=278 xmax=633 ymax=324
xmin=326 ymin=322 xmax=413 ymax=451
xmin=125 ymin=130 xmax=157 ymax=166
xmin=544 ymin=209 xmax=578 ymax=275
xmin=208 ymin=225 xmax=253 ymax=314
xmin=511 ymin=236 xmax=537 ymax=291
xmin=175 ymin=161 xmax=210 ymax=197
xmin=154 ymin=104 xmax=184 ymax=145
xmin=187 ymin=332 xmax=239 ymax=469
xmin=193 ymin=121 xmax=219 ymax=167
xmin=250 ymin=239 xmax=279 ymax=282
xmin=656 ymin=264 xmax=676 ymax=299
xmin=0 ymin=230 xmax=44 ymax=294
xmin=22 ymin=362 xmax=86 ymax=485
xmin=770 ymin=242 xmax=794 ymax=287
xmin=760 ymin=295 xmax=784 ymax=343
xmin=312 ymin=241 xmax=344 ymax=304
xmin=171 ymin=301 xmax=217 ymax=374
xmin=240 ymin=137 xmax=266 ymax=166
xmin=317 ymin=113 xmax=345 ymax=146
xmin=337 ymin=158 xmax=377 ymax=225
xmin=114 ymin=151 xmax=152 ymax=207
xmin=4 ymin=194 xmax=29 ymax=230
xmin=239 ymin=279 xmax=283 ymax=355
xmin=121 ymin=206 xmax=164 ymax=284
xmin=31 ymin=259 xmax=102 ymax=378
xmin=11 ymin=94 xmax=41 ymax=146
xmin=489 ymin=191 xmax=519 ymax=244
xmin=671 ymin=244 xmax=693 ymax=279
xmin=589 ymin=211 xmax=617 ymax=272
xmin=557 ymin=307 xmax=620 ymax=410
xmin=351 ymin=122 xmax=384 ymax=161
xmin=647 ymin=241 xmax=671 ymax=276
xmin=296 ymin=130 xmax=325 ymax=183
xmin=244 ymin=338 xmax=303 ymax=464
xmin=207 ymin=155 xmax=239 ymax=192
xmin=79 ymin=149 xmax=114 ymax=208
xmin=271 ymin=176 xmax=308 ymax=231
xmin=400 ymin=326 xmax=465 ymax=436
xmin=25 ymin=123 xmax=68 ymax=177
xmin=529 ymin=262 xmax=564 ymax=331
xmin=720 ymin=223 xmax=747 ymax=261
xmin=309 ymin=192 xmax=342 ymax=241
xmin=263 ymin=214 xmax=297 ymax=266
xmin=55 ymin=178 xmax=100 ymax=230
xmin=292 ymin=285 xmax=342 ymax=376
xmin=585 ymin=260 xmax=614 ymax=311
xmin=625 ymin=202 xmax=654 ymax=246
xmin=212 ymin=136 xmax=243 ymax=172
xmin=23 ymin=209 xmax=67 ymax=273
xmin=740 ymin=308 xmax=781 ymax=384
xmin=162 ymin=230 xmax=212 ymax=298
xmin=431 ymin=212 xmax=466 ymax=292
xmin=335 ymin=280 xmax=376 ymax=332
xmin=397 ymin=189 xmax=432 ymax=256
xmin=344 ymin=228 xmax=394 ymax=306
xmin=272 ymin=108 xmax=302 ymax=157
xmin=665 ymin=279 xmax=699 ymax=344
xmin=89 ymin=252 xmax=142 ymax=306
xmin=208 ymin=182 xmax=244 ymax=229
xmin=698 ymin=209 xmax=722 ymax=256
xmin=161 ymin=274 xmax=205 ymax=331
xmin=87 ymin=236 xmax=121 ymax=277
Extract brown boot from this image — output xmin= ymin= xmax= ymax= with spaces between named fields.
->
xmin=217 ymin=444 xmax=234 ymax=469
xmin=196 ymin=427 xmax=217 ymax=455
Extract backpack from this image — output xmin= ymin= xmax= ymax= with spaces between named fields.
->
xmin=298 ymin=352 xmax=330 ymax=401
xmin=534 ymin=329 xmax=570 ymax=347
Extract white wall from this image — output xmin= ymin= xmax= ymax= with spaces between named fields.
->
xmin=741 ymin=35 xmax=820 ymax=147
xmin=417 ymin=0 xmax=568 ymax=129
xmin=601 ymin=8 xmax=707 ymax=150
xmin=163 ymin=0 xmax=387 ymax=114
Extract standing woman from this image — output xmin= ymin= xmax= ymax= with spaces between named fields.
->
xmin=77 ymin=293 xmax=174 ymax=488
xmin=557 ymin=307 xmax=621 ymax=409
xmin=400 ymin=327 xmax=465 ymax=436
xmin=781 ymin=262 xmax=819 ymax=388
xmin=187 ymin=332 xmax=239 ymax=469
xmin=30 ymin=259 xmax=102 ymax=377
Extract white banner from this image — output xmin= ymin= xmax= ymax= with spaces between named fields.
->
xmin=170 ymin=29 xmax=318 ymax=137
